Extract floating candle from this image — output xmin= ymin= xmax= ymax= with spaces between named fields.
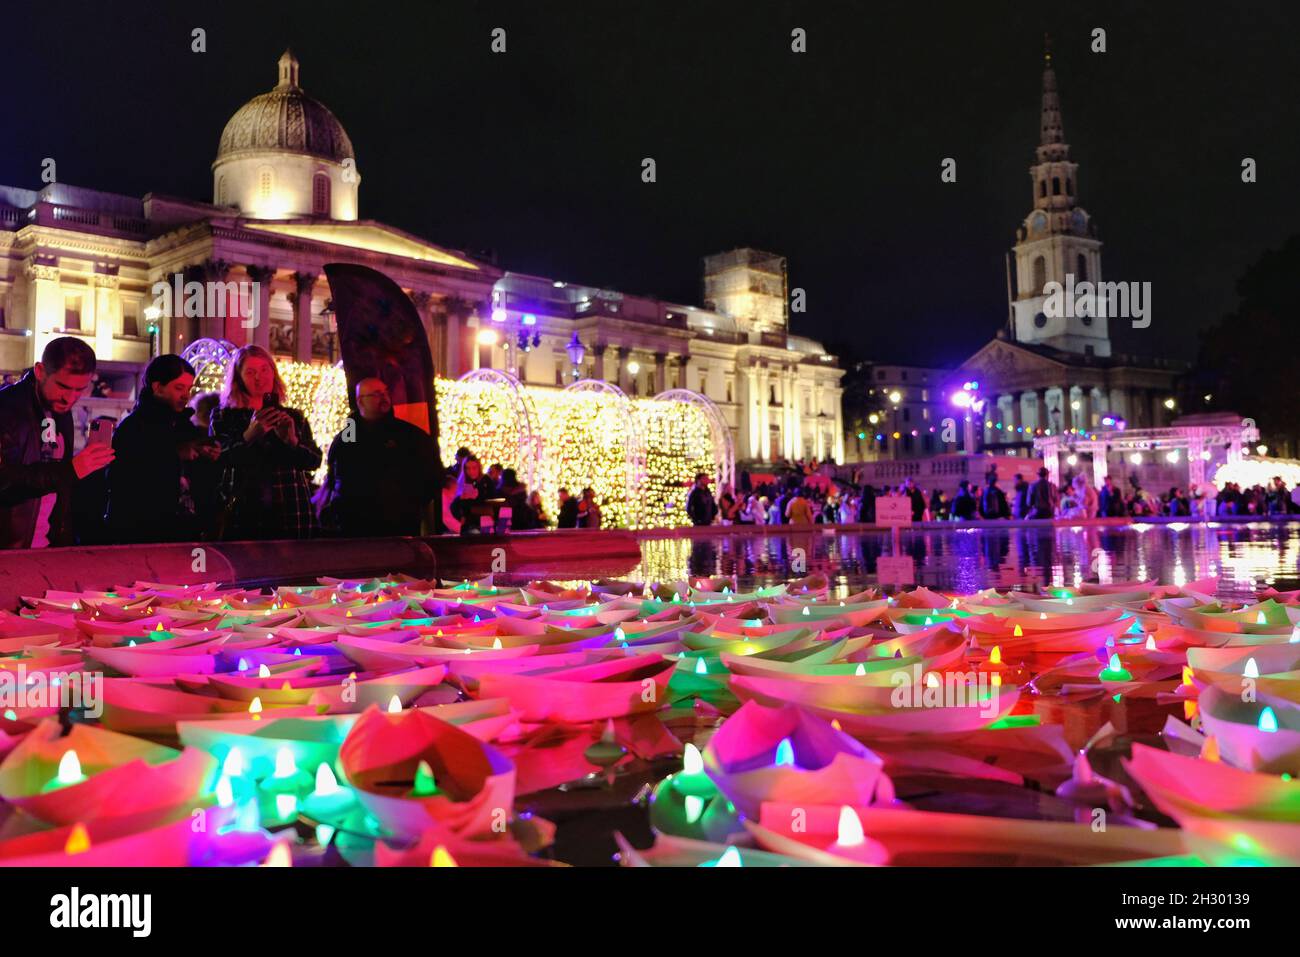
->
xmin=1098 ymin=653 xmax=1133 ymax=682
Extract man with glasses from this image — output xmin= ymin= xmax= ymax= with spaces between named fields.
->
xmin=317 ymin=377 xmax=439 ymax=536
xmin=0 ymin=337 xmax=114 ymax=548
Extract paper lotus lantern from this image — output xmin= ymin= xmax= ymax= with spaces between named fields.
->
xmin=339 ymin=705 xmax=515 ymax=841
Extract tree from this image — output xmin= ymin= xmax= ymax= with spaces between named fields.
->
xmin=1197 ymin=235 xmax=1300 ymax=458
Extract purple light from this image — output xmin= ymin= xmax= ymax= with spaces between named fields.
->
xmin=951 ymin=391 xmax=973 ymax=408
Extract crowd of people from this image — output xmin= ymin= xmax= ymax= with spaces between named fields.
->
xmin=440 ymin=447 xmax=604 ymax=535
xmin=0 ymin=337 xmax=444 ymax=548
xmin=0 ymin=338 xmax=1295 ymax=549
xmin=685 ymin=465 xmax=1300 ymax=527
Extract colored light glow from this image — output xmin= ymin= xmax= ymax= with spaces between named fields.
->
xmin=273 ymin=746 xmax=297 ymax=779
xmin=413 ymin=760 xmax=439 ymax=797
xmin=56 ymin=750 xmax=85 ymax=787
xmin=682 ymin=743 xmax=704 ymax=776
xmin=387 ymin=694 xmax=403 ymax=713
xmin=774 ymin=737 xmax=795 ymax=768
xmin=1258 ymin=707 xmax=1279 ymax=733
xmin=835 ymin=806 xmax=866 ymax=847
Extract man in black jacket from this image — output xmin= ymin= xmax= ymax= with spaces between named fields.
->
xmin=686 ymin=472 xmax=717 ymax=526
xmin=0 ymin=337 xmax=114 ymax=548
xmin=319 ymin=378 xmax=439 ymax=537
xmin=556 ymin=487 xmax=579 ymax=528
xmin=105 ymin=354 xmax=218 ymax=543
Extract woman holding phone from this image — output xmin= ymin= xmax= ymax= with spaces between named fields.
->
xmin=210 ymin=345 xmax=321 ymax=539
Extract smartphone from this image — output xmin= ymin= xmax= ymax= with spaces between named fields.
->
xmin=263 ymin=392 xmax=280 ymax=408
xmin=89 ymin=419 xmax=114 ymax=446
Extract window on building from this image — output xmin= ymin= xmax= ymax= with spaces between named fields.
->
xmin=923 ymin=435 xmax=933 ymax=453
xmin=0 ymin=290 xmax=7 ymax=329
xmin=921 ymin=389 xmax=929 ymax=402
xmin=312 ymin=173 xmax=330 ymax=216
xmin=1032 ymin=256 xmax=1047 ymax=293
xmin=1077 ymin=253 xmax=1088 ymax=282
xmin=770 ymin=384 xmax=777 ymax=404
xmin=725 ymin=378 xmax=733 ymax=403
xmin=1052 ymin=177 xmax=1061 ymax=195
xmin=902 ymin=408 xmax=911 ymax=423
xmin=1066 ymin=177 xmax=1073 ymax=194
xmin=122 ymin=301 xmax=140 ymax=337
xmin=64 ymin=294 xmax=82 ymax=331
xmin=258 ymin=168 xmax=274 ymax=202
xmin=922 ymin=407 xmax=930 ymax=420
xmin=1039 ymin=179 xmax=1046 ymax=197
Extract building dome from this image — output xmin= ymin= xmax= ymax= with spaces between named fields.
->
xmin=212 ymin=50 xmax=360 ymax=220
xmin=216 ymin=50 xmax=353 ymax=163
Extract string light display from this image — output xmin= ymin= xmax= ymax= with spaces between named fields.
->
xmin=186 ymin=341 xmax=726 ymax=529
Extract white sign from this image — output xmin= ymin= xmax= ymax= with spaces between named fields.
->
xmin=876 ymin=497 xmax=913 ymax=527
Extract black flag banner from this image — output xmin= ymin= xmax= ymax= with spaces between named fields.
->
xmin=322 ymin=263 xmax=439 ymax=439
xmin=322 ymin=262 xmax=443 ymax=528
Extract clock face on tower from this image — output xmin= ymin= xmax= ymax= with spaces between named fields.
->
xmin=1031 ymin=212 xmax=1047 ymax=234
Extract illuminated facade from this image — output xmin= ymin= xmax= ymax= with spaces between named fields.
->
xmin=0 ymin=50 xmax=843 ymax=470
xmin=949 ymin=43 xmax=1185 ymax=455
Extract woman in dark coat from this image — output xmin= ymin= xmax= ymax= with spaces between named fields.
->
xmin=210 ymin=345 xmax=322 ymax=540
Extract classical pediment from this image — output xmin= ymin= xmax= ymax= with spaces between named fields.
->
xmin=954 ymin=339 xmax=1068 ymax=388
xmin=241 ymin=221 xmax=486 ymax=271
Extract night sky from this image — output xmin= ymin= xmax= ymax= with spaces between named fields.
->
xmin=6 ymin=1 xmax=1298 ymax=367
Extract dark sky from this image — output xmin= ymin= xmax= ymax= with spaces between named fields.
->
xmin=6 ymin=0 xmax=1298 ymax=367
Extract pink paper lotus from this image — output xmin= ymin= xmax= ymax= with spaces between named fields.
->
xmin=339 ymin=705 xmax=516 ymax=840
xmin=0 ymin=719 xmax=215 ymax=826
xmin=702 ymin=700 xmax=891 ymax=819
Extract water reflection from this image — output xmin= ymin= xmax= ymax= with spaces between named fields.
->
xmin=631 ymin=523 xmax=1300 ymax=594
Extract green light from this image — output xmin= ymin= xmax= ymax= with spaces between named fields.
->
xmin=412 ymin=760 xmax=439 ymax=797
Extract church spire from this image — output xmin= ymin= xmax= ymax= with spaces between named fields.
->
xmin=1037 ymin=34 xmax=1067 ymax=160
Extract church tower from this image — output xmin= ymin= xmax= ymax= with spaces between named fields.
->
xmin=1009 ymin=38 xmax=1108 ymax=357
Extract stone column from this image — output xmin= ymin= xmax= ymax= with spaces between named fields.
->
xmin=781 ymin=368 xmax=793 ymax=459
xmin=745 ymin=364 xmax=760 ymax=459
xmin=1035 ymin=388 xmax=1051 ymax=435
xmin=1078 ymin=387 xmax=1091 ymax=433
xmin=245 ymin=265 xmax=275 ymax=351
xmin=616 ymin=346 xmax=631 ymax=392
xmin=592 ymin=344 xmax=607 ymax=381
xmin=654 ymin=352 xmax=667 ymax=394
xmin=758 ymin=362 xmax=771 ymax=461
xmin=25 ymin=259 xmax=61 ymax=363
xmin=410 ymin=291 xmax=436 ymax=372
xmin=290 ymin=272 xmax=318 ymax=363
xmin=791 ymin=370 xmax=803 ymax=458
xmin=831 ymin=385 xmax=845 ymax=463
xmin=444 ymin=301 xmax=463 ymax=378
xmin=1008 ymin=392 xmax=1023 ymax=438
xmin=200 ymin=259 xmax=233 ymax=343
xmin=91 ymin=267 xmax=119 ymax=358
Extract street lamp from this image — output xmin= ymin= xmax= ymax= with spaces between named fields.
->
xmin=143 ymin=305 xmax=162 ymax=358
xmin=888 ymin=391 xmax=903 ymax=460
xmin=950 ymin=380 xmax=983 ymax=453
xmin=565 ymin=332 xmax=585 ymax=379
